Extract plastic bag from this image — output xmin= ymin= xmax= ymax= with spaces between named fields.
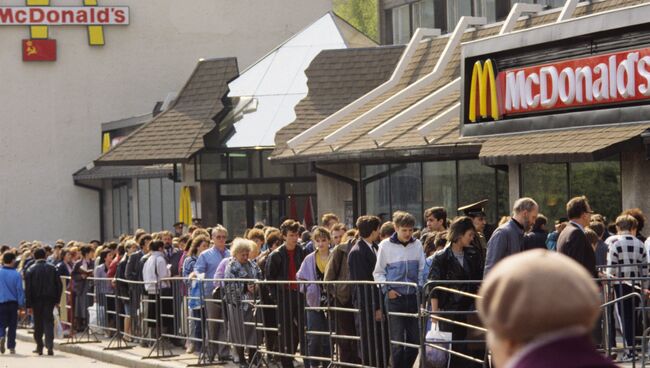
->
xmin=53 ymin=307 xmax=63 ymax=339
xmin=425 ymin=324 xmax=452 ymax=368
xmin=87 ymin=303 xmax=98 ymax=333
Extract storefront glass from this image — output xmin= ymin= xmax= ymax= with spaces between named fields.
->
xmin=423 ymin=160 xmax=457 ymax=215
xmin=521 ymin=157 xmax=621 ymax=223
xmin=391 ymin=163 xmax=423 ymax=220
xmin=222 ymin=200 xmax=248 ymax=239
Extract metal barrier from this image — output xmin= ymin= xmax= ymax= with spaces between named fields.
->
xmin=48 ymin=266 xmax=650 ymax=368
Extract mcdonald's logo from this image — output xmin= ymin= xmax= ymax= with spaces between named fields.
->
xmin=468 ymin=59 xmax=500 ymax=123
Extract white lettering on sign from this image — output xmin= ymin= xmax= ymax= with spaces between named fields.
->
xmin=0 ymin=6 xmax=129 ymax=25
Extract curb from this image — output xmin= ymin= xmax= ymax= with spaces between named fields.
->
xmin=15 ymin=330 xmax=188 ymax=368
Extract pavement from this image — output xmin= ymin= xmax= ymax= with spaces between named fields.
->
xmin=12 ymin=328 xmax=240 ymax=368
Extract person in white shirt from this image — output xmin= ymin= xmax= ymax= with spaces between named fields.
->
xmin=142 ymin=240 xmax=171 ymax=338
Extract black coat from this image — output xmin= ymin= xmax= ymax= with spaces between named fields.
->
xmin=427 ymin=246 xmax=481 ymax=312
xmin=348 ymin=239 xmax=382 ymax=309
xmin=523 ymin=229 xmax=548 ymax=251
xmin=25 ymin=259 xmax=63 ymax=307
xmin=557 ymin=222 xmax=597 ymax=278
xmin=265 ymin=244 xmax=305 ymax=301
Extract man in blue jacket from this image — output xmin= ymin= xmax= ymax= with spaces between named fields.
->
xmin=0 ymin=252 xmax=26 ymax=354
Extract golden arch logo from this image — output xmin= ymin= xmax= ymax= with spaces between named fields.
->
xmin=468 ymin=59 xmax=500 ymax=123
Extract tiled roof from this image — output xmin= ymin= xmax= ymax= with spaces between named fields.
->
xmin=73 ymin=164 xmax=173 ymax=181
xmin=96 ymin=58 xmax=239 ymax=165
xmin=271 ymin=46 xmax=405 ymax=158
xmin=479 ymin=123 xmax=650 ymax=165
xmin=273 ymin=0 xmax=646 ymax=163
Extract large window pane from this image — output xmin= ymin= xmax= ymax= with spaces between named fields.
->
xmin=138 ymin=179 xmax=150 ymax=231
xmin=262 ymin=151 xmax=293 ymax=177
xmin=220 ymin=184 xmax=246 ymax=196
xmin=521 ymin=163 xmax=568 ymax=224
xmin=423 ymin=161 xmax=457 ymax=218
xmin=458 ymin=160 xmax=498 ymax=222
xmin=496 ymin=168 xmax=509 ymax=219
xmin=162 ymin=179 xmax=176 ymax=232
xmin=230 ymin=152 xmax=250 ymax=179
xmin=222 ymin=200 xmax=247 ymax=239
xmin=149 ymin=178 xmax=163 ymax=232
xmin=248 ymin=183 xmax=281 ymax=195
xmin=570 ymin=157 xmax=621 ymax=223
xmin=392 ymin=4 xmax=411 ymax=44
xmin=447 ymin=0 xmax=473 ymax=32
xmin=254 ymin=199 xmax=281 ymax=227
xmin=198 ymin=152 xmax=227 ymax=180
xmin=286 ymin=182 xmax=316 ymax=195
xmin=390 ymin=163 xmax=423 ymax=226
xmin=120 ymin=185 xmax=129 ymax=235
xmin=112 ymin=187 xmax=120 ymax=238
xmin=364 ymin=166 xmax=391 ymax=223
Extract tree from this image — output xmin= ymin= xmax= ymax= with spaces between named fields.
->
xmin=333 ymin=0 xmax=379 ymax=42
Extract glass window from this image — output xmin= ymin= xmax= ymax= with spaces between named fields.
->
xmin=423 ymin=160 xmax=457 ymax=216
xmin=230 ymin=152 xmax=250 ymax=179
xmin=138 ymin=179 xmax=150 ymax=230
xmin=120 ymin=185 xmax=130 ymax=235
xmin=295 ymin=163 xmax=311 ymax=177
xmin=521 ymin=163 xmax=568 ymax=224
xmin=220 ymin=183 xmax=246 ymax=196
xmin=447 ymin=0 xmax=473 ymax=33
xmin=149 ymin=178 xmax=163 ymax=231
xmin=222 ymin=200 xmax=248 ymax=239
xmin=162 ymin=179 xmax=176 ymax=232
xmin=458 ymin=160 xmax=499 ymax=221
xmin=496 ymin=168 xmax=509 ymax=219
xmin=286 ymin=195 xmax=315 ymax=225
xmin=198 ymin=152 xmax=227 ymax=180
xmin=286 ymin=182 xmax=316 ymax=195
xmin=392 ymin=4 xmax=411 ymax=45
xmin=570 ymin=157 xmax=621 ymax=224
xmin=419 ymin=0 xmax=436 ymax=28
xmin=390 ymin=163 xmax=423 ymax=226
xmin=262 ymin=150 xmax=294 ymax=177
xmin=112 ymin=186 xmax=120 ymax=238
xmin=364 ymin=164 xmax=391 ymax=223
xmin=248 ymin=183 xmax=281 ymax=195
xmin=254 ymin=199 xmax=281 ymax=227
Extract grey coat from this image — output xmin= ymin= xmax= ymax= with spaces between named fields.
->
xmin=484 ymin=219 xmax=525 ymax=276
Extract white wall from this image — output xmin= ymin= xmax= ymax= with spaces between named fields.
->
xmin=0 ymin=0 xmax=331 ymax=245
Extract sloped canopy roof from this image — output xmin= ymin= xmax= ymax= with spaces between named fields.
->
xmin=95 ymin=58 xmax=239 ymax=165
xmin=221 ymin=12 xmax=376 ymax=149
xmin=272 ymin=0 xmax=642 ymax=162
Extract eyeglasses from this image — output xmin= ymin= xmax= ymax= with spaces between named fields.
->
xmin=215 ymin=235 xmax=227 ymax=239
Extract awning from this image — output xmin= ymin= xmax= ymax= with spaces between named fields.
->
xmin=95 ymin=58 xmax=239 ymax=166
xmin=478 ymin=123 xmax=650 ymax=166
xmin=73 ymin=164 xmax=173 ymax=189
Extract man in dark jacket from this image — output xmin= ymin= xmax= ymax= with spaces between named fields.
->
xmin=348 ymin=215 xmax=389 ymax=368
xmin=523 ymin=215 xmax=548 ymax=251
xmin=25 ymin=248 xmax=63 ymax=356
xmin=266 ymin=219 xmax=306 ymax=368
xmin=557 ymin=196 xmax=597 ymax=278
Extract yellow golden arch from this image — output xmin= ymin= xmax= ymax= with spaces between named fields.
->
xmin=26 ymin=0 xmax=105 ymax=46
xmin=468 ymin=59 xmax=499 ymax=123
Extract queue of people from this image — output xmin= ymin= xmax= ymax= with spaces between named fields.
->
xmin=0 ymin=199 xmax=648 ymax=367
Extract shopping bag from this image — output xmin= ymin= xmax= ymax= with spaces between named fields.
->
xmin=53 ymin=307 xmax=64 ymax=339
xmin=425 ymin=324 xmax=452 ymax=368
xmin=87 ymin=303 xmax=98 ymax=333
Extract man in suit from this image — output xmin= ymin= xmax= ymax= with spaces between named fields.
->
xmin=348 ymin=215 xmax=389 ymax=368
xmin=557 ymin=196 xmax=597 ymax=278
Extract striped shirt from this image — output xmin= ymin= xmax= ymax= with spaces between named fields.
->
xmin=606 ymin=232 xmax=648 ymax=281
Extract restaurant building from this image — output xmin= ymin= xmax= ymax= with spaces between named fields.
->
xmin=272 ymin=0 xmax=650 ymax=228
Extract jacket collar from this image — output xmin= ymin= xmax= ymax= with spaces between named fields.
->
xmin=389 ymin=232 xmax=415 ymax=246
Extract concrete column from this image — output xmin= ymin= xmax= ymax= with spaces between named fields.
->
xmin=621 ymin=150 xmax=650 ymax=218
xmin=508 ymin=164 xmax=521 ymax=210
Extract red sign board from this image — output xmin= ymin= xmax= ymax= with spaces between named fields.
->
xmin=22 ymin=39 xmax=56 ymax=61
xmin=496 ymin=47 xmax=650 ymax=117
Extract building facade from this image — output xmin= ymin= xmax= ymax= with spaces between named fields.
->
xmin=0 ymin=0 xmax=331 ymax=244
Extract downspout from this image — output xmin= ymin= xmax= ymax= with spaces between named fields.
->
xmin=74 ymin=182 xmax=105 ymax=242
xmin=311 ymin=163 xmax=359 ymax=221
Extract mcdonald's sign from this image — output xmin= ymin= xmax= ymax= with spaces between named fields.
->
xmin=468 ymin=59 xmax=500 ymax=123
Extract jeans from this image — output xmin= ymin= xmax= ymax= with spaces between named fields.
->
xmin=191 ymin=308 xmax=203 ymax=351
xmin=306 ymin=310 xmax=330 ymax=367
xmin=385 ymin=294 xmax=419 ymax=368
xmin=33 ymin=301 xmax=55 ymax=351
xmin=615 ymin=284 xmax=637 ymax=353
xmin=0 ymin=302 xmax=18 ymax=349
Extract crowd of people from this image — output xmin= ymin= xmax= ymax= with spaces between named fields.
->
xmin=0 ymin=196 xmax=649 ymax=368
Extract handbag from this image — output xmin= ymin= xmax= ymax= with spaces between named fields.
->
xmin=425 ymin=323 xmax=452 ymax=368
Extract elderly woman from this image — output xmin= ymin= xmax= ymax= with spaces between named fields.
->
xmin=224 ymin=238 xmax=261 ymax=368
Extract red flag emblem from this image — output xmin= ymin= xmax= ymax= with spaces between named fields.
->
xmin=22 ymin=39 xmax=57 ymax=62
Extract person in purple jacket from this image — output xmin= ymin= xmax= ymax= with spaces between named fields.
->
xmin=296 ymin=227 xmax=331 ymax=368
xmin=479 ymin=249 xmax=616 ymax=368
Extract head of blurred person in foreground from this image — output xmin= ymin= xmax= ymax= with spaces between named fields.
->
xmin=478 ymin=249 xmax=615 ymax=368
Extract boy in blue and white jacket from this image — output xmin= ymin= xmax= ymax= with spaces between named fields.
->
xmin=373 ymin=211 xmax=425 ymax=368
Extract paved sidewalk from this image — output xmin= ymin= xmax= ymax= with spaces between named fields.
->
xmin=14 ymin=329 xmax=239 ymax=368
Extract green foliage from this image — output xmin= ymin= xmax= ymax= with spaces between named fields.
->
xmin=333 ymin=0 xmax=379 ymax=42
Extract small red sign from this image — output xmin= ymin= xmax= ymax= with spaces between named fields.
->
xmin=22 ymin=39 xmax=56 ymax=62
